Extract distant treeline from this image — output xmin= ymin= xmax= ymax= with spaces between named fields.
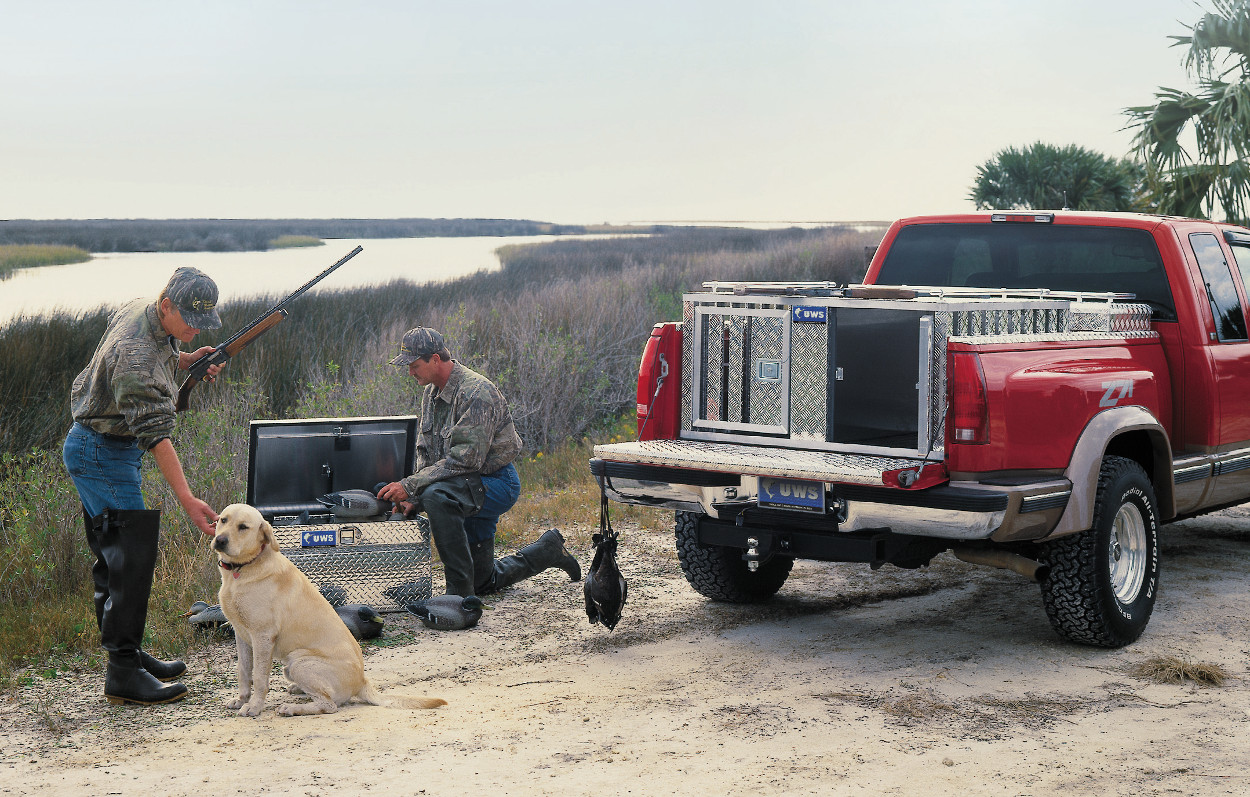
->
xmin=0 ymin=218 xmax=615 ymax=253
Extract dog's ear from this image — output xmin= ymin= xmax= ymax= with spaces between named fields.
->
xmin=262 ymin=518 xmax=279 ymax=550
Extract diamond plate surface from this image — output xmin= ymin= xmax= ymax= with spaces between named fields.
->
xmin=271 ymin=519 xmax=432 ymax=612
xmin=594 ymin=440 xmax=928 ymax=485
xmin=727 ymin=315 xmax=746 ymax=422
xmin=749 ymin=316 xmax=785 ymax=426
xmin=790 ymin=323 xmax=827 ymax=440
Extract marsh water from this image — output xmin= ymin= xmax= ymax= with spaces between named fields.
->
xmin=0 ymin=234 xmax=614 ymax=326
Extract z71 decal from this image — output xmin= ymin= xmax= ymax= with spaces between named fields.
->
xmin=1100 ymin=379 xmax=1135 ymax=407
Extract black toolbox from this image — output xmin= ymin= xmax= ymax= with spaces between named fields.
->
xmin=246 ymin=416 xmax=432 ymax=611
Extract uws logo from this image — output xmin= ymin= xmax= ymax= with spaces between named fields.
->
xmin=791 ymin=306 xmax=827 ymax=323
xmin=301 ymin=530 xmax=337 ymax=547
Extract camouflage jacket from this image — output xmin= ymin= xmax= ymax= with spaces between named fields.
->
xmin=69 ymin=299 xmax=182 ymax=451
xmin=400 ymin=361 xmax=523 ymax=497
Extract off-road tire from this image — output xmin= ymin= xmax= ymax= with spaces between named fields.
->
xmin=674 ymin=511 xmax=793 ymax=603
xmin=1038 ymin=456 xmax=1159 ymax=647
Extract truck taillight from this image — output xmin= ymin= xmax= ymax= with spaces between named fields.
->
xmin=637 ymin=322 xmax=682 ymax=441
xmin=947 ymin=351 xmax=989 ymax=445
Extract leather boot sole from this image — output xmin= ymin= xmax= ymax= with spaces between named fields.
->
xmin=104 ymin=685 xmax=188 ymax=706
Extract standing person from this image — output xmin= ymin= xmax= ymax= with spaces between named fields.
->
xmin=63 ymin=267 xmax=226 ymax=706
xmin=377 ymin=327 xmax=580 ymax=604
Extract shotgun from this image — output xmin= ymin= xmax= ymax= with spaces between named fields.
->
xmin=175 ymin=245 xmax=364 ymax=412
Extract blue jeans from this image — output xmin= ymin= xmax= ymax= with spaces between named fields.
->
xmin=464 ymin=462 xmax=520 ymax=544
xmin=63 ymin=423 xmax=146 ymax=516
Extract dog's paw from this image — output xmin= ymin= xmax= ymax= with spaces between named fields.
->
xmin=236 ymin=701 xmax=265 ymax=718
xmin=226 ymin=698 xmax=246 ymax=710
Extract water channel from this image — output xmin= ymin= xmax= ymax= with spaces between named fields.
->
xmin=0 ymin=234 xmax=618 ymax=326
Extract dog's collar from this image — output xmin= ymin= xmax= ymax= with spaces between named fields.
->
xmin=219 ymin=543 xmax=267 ymax=579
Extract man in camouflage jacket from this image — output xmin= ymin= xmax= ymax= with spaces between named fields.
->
xmin=379 ymin=327 xmax=580 ymax=605
xmin=63 ymin=266 xmax=225 ymax=705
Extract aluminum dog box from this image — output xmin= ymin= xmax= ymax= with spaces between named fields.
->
xmin=246 ymin=416 xmax=432 ymax=611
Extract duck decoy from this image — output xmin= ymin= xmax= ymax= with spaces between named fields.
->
xmin=406 ymin=595 xmax=484 ymax=631
xmin=336 ymin=603 xmax=385 ymax=640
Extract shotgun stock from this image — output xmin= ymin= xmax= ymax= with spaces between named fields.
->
xmin=174 ymin=245 xmax=363 ymax=412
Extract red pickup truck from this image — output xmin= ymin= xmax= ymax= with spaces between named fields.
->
xmin=590 ymin=211 xmax=1250 ymax=647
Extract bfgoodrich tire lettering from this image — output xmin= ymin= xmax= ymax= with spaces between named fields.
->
xmin=1038 ymin=456 xmax=1159 ymax=647
xmin=674 ymin=511 xmax=792 ymax=603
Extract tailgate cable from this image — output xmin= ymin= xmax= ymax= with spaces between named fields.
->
xmin=899 ymin=408 xmax=946 ymax=488
xmin=635 ymin=352 xmax=670 ymax=441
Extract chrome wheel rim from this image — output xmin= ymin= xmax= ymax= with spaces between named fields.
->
xmin=1108 ymin=502 xmax=1148 ymax=604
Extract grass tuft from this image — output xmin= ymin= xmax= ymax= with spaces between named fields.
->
xmin=1127 ymin=655 xmax=1230 ymax=687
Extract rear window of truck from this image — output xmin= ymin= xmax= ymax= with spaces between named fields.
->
xmin=876 ymin=223 xmax=1177 ymax=321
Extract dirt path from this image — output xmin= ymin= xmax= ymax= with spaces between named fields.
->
xmin=2 ymin=510 xmax=1249 ymax=796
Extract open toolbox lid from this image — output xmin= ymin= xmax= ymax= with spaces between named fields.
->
xmin=246 ymin=415 xmax=418 ymax=522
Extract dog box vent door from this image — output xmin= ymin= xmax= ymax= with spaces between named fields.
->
xmin=690 ymin=306 xmax=790 ymax=436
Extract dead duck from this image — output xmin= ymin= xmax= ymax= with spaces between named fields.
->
xmin=584 ymin=530 xmax=626 ymax=631
xmin=406 ymin=595 xmax=484 ymax=631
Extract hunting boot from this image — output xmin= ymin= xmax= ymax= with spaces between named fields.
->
xmin=483 ymin=529 xmax=582 ymax=594
xmin=85 ymin=509 xmax=186 ymax=684
xmin=423 ymin=482 xmax=480 ymax=598
xmin=93 ymin=509 xmax=188 ymax=705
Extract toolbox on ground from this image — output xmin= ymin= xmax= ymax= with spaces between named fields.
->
xmin=246 ymin=416 xmax=432 ymax=612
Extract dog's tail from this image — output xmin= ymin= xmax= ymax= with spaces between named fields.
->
xmin=357 ymin=682 xmax=447 ymax=710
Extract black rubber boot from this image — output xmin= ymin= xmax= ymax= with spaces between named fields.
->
xmin=83 ymin=507 xmax=108 ymax=630
xmin=471 ymin=538 xmax=498 ymax=595
xmin=92 ymin=509 xmax=188 ymax=706
xmin=138 ymin=650 xmax=187 ymax=683
xmin=84 ymin=509 xmax=187 ymax=683
xmin=486 ymin=529 xmax=581 ymax=593
xmin=424 ymin=487 xmax=478 ymax=598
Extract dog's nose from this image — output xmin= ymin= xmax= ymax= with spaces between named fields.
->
xmin=212 ymin=535 xmax=227 ymax=551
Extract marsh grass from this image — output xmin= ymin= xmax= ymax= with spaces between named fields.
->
xmin=268 ymin=235 xmax=324 ymax=249
xmin=0 ymin=244 xmax=91 ymax=278
xmin=0 ymin=225 xmax=876 ymax=681
xmin=1128 ymin=654 xmax=1231 ymax=686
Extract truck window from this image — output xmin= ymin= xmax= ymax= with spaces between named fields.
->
xmin=1190 ymin=233 xmax=1248 ymax=342
xmin=876 ymin=224 xmax=1177 ymax=320
xmin=1230 ymin=243 xmax=1250 ymax=294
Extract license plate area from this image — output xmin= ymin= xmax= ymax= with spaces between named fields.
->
xmin=758 ymin=477 xmax=826 ymax=513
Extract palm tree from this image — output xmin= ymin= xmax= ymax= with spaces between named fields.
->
xmin=969 ymin=142 xmax=1145 ymax=211
xmin=1125 ymin=0 xmax=1250 ymax=224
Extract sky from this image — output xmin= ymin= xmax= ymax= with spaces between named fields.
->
xmin=0 ymin=0 xmax=1212 ymax=224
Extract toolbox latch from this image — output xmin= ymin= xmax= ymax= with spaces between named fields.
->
xmin=333 ymin=426 xmax=351 ymax=451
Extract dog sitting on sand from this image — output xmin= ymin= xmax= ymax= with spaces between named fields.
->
xmin=212 ymin=503 xmax=446 ymax=717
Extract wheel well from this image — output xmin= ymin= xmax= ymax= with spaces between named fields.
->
xmin=1103 ymin=428 xmax=1174 ymax=519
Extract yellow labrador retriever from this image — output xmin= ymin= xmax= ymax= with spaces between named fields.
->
xmin=213 ymin=503 xmax=446 ymax=717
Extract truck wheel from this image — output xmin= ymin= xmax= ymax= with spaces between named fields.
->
xmin=674 ymin=511 xmax=793 ymax=603
xmin=1038 ymin=456 xmax=1159 ymax=647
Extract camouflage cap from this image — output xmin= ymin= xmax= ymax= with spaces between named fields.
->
xmin=165 ymin=267 xmax=222 ymax=330
xmin=389 ymin=327 xmax=446 ymax=367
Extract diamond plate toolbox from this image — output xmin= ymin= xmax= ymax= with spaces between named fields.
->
xmin=246 ymin=416 xmax=432 ymax=612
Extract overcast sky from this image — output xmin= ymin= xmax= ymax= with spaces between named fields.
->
xmin=0 ymin=0 xmax=1207 ymax=224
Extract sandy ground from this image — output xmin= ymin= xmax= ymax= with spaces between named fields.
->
xmin=2 ymin=508 xmax=1249 ymax=797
